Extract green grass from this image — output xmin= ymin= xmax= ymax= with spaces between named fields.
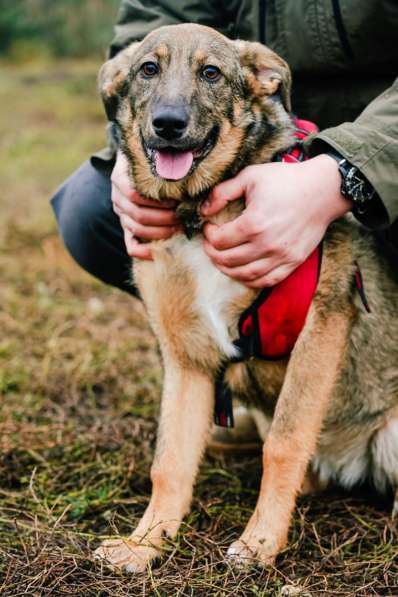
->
xmin=0 ymin=58 xmax=397 ymax=596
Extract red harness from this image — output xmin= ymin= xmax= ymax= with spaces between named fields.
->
xmin=237 ymin=245 xmax=321 ymax=361
xmin=214 ymin=118 xmax=369 ymax=428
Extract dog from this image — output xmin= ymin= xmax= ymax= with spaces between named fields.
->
xmin=94 ymin=23 xmax=398 ymax=572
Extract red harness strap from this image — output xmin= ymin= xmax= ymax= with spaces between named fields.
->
xmin=274 ymin=117 xmax=319 ymax=164
xmin=214 ymin=118 xmax=370 ymax=428
xmin=237 ymin=245 xmax=321 ymax=360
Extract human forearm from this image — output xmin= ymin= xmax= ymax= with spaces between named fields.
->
xmin=306 ymin=78 xmax=398 ymax=229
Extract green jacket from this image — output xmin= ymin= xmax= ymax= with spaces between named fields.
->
xmin=107 ymin=0 xmax=398 ymax=231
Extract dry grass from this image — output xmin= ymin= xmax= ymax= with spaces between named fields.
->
xmin=0 ymin=58 xmax=397 ymax=596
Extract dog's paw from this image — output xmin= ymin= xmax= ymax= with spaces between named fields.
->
xmin=226 ymin=534 xmax=278 ymax=569
xmin=94 ymin=537 xmax=160 ymax=574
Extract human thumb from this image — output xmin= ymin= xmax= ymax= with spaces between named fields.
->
xmin=201 ymin=172 xmax=247 ymax=216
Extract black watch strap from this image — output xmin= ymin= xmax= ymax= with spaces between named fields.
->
xmin=327 ymin=150 xmax=377 ymax=216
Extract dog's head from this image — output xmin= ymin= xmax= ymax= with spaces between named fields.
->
xmin=99 ymin=24 xmax=294 ymax=200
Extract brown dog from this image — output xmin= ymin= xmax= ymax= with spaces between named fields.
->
xmin=94 ymin=24 xmax=398 ymax=572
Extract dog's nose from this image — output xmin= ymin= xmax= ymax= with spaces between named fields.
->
xmin=152 ymin=106 xmax=189 ymax=141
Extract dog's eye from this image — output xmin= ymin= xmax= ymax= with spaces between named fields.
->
xmin=140 ymin=62 xmax=159 ymax=78
xmin=201 ymin=65 xmax=221 ymax=82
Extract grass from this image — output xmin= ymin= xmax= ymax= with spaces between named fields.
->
xmin=0 ymin=57 xmax=397 ymax=596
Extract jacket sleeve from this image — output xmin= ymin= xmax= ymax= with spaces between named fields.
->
xmin=109 ymin=0 xmax=234 ymax=58
xmin=306 ymin=78 xmax=398 ymax=229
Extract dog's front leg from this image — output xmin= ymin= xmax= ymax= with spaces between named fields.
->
xmin=227 ymin=308 xmax=351 ymax=568
xmin=95 ymin=360 xmax=214 ymax=573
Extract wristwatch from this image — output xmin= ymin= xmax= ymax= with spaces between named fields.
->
xmin=327 ymin=150 xmax=377 ymax=216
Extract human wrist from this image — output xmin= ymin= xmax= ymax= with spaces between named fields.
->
xmin=312 ymin=154 xmax=353 ymax=224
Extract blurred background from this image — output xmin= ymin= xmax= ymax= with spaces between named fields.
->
xmin=0 ymin=0 xmax=119 ymax=58
xmin=0 ymin=0 xmax=120 ymax=241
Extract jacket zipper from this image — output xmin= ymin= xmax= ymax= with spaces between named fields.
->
xmin=259 ymin=0 xmax=266 ymax=44
xmin=331 ymin=0 xmax=354 ymax=58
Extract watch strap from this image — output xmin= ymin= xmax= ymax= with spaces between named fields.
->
xmin=326 ymin=150 xmax=377 ymax=215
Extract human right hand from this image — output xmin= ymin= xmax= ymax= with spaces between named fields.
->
xmin=111 ymin=151 xmax=181 ymax=260
xmin=202 ymin=156 xmax=351 ymax=288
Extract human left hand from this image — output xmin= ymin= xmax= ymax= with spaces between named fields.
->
xmin=201 ymin=154 xmax=352 ymax=288
xmin=111 ymin=151 xmax=181 ymax=260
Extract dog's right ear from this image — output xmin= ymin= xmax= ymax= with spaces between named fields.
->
xmin=98 ymin=42 xmax=141 ymax=121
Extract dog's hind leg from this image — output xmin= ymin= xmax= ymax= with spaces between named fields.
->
xmin=370 ymin=414 xmax=398 ymax=517
xmin=393 ymin=488 xmax=398 ymax=519
xmin=227 ymin=307 xmax=352 ymax=568
xmin=95 ymin=361 xmax=214 ymax=573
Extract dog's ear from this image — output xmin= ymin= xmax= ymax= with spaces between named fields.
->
xmin=236 ymin=41 xmax=291 ymax=112
xmin=98 ymin=42 xmax=141 ymax=121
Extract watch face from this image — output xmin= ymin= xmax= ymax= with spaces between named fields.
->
xmin=340 ymin=162 xmax=375 ymax=209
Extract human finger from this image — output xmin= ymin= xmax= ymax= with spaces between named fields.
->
xmin=203 ymin=238 xmax=266 ymax=268
xmin=212 ymin=256 xmax=280 ymax=284
xmin=203 ymin=211 xmax=260 ymax=251
xmin=113 ymin=192 xmax=179 ymax=226
xmin=111 ymin=151 xmax=134 ymax=198
xmin=130 ymin=192 xmax=178 ymax=209
xmin=201 ymin=170 xmax=248 ymax=216
xmin=120 ymin=213 xmax=181 ymax=240
xmin=123 ymin=229 xmax=153 ymax=260
xmin=244 ymin=263 xmax=298 ymax=288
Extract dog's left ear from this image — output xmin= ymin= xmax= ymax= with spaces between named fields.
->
xmin=98 ymin=42 xmax=141 ymax=121
xmin=236 ymin=41 xmax=291 ymax=112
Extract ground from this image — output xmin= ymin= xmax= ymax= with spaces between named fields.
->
xmin=0 ymin=57 xmax=397 ymax=596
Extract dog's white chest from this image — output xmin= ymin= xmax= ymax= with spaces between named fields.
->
xmin=170 ymin=236 xmax=246 ymax=358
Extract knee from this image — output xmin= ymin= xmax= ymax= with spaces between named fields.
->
xmin=50 ymin=160 xmax=137 ymax=295
xmin=51 ymin=161 xmax=115 ymax=266
xmin=56 ymin=191 xmax=106 ymax=256
xmin=54 ymin=164 xmax=108 ymax=237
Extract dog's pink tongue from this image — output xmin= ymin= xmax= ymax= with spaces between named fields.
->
xmin=154 ymin=150 xmax=193 ymax=180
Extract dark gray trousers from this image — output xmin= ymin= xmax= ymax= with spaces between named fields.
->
xmin=51 ymin=159 xmax=137 ymax=296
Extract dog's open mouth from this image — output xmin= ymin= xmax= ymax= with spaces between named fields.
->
xmin=143 ymin=126 xmax=219 ymax=181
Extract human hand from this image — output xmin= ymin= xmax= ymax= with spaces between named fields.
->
xmin=111 ymin=151 xmax=181 ymax=260
xmin=201 ymin=155 xmax=352 ymax=288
